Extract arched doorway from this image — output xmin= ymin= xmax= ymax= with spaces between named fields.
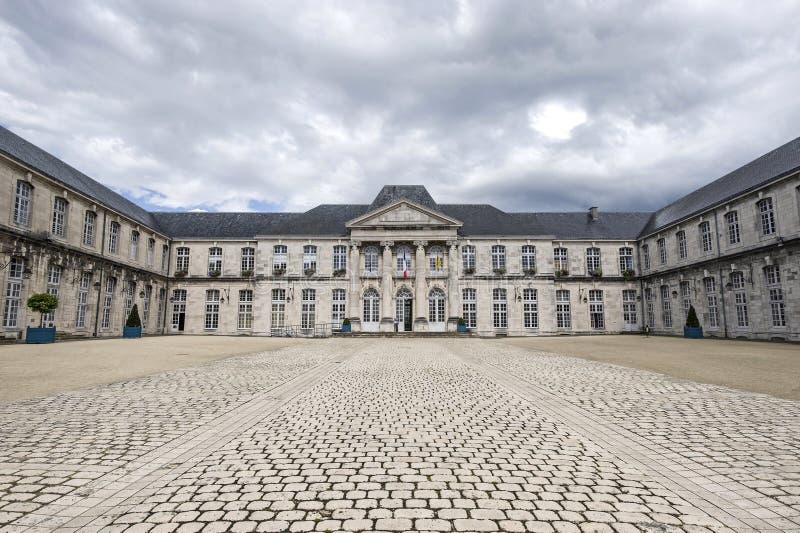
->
xmin=362 ymin=288 xmax=380 ymax=332
xmin=396 ymin=287 xmax=413 ymax=332
xmin=429 ymin=287 xmax=446 ymax=332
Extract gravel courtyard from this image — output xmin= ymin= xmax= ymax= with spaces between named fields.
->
xmin=0 ymin=339 xmax=798 ymax=532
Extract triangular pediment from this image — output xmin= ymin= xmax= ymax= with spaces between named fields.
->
xmin=347 ymin=200 xmax=462 ymax=228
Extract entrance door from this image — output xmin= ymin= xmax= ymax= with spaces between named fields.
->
xmin=622 ymin=289 xmax=638 ymax=331
xmin=172 ymin=289 xmax=187 ymax=332
xmin=428 ymin=288 xmax=446 ymax=332
xmin=396 ymin=287 xmax=413 ymax=332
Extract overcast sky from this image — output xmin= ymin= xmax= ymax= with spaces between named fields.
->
xmin=1 ymin=1 xmax=799 ymax=214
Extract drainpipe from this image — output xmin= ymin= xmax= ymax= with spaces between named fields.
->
xmin=634 ymin=243 xmax=645 ymax=330
xmin=161 ymin=243 xmax=172 ymax=335
xmin=711 ymin=208 xmax=728 ymax=338
xmin=92 ymin=209 xmax=108 ymax=337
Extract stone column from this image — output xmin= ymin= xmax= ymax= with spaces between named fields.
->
xmin=380 ymin=241 xmax=395 ymax=331
xmin=447 ymin=240 xmax=460 ymax=331
xmin=413 ymin=240 xmax=428 ymax=330
xmin=348 ymin=241 xmax=361 ymax=330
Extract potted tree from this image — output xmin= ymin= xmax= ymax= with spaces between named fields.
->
xmin=25 ymin=293 xmax=59 ymax=344
xmin=683 ymin=305 xmax=703 ymax=339
xmin=341 ymin=318 xmax=351 ymax=333
xmin=457 ymin=317 xmax=467 ymax=333
xmin=123 ymin=304 xmax=143 ymax=338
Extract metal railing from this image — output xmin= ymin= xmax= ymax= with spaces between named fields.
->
xmin=270 ymin=322 xmax=340 ymax=338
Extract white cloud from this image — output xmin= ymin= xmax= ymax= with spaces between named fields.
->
xmin=528 ymin=102 xmax=588 ymax=140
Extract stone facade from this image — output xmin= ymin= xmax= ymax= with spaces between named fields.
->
xmin=1 ymin=127 xmax=798 ymax=340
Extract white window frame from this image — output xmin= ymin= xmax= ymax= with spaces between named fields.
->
xmin=75 ymin=271 xmax=91 ymax=328
xmin=428 ymin=287 xmax=446 ymax=322
xmin=303 ymin=245 xmax=317 ymax=273
xmin=704 ymin=277 xmax=719 ymax=328
xmin=523 ymin=288 xmax=538 ymax=328
xmin=556 ymin=289 xmax=571 ymax=328
xmin=108 ymin=222 xmax=120 ymax=254
xmin=660 ymin=285 xmax=672 ymax=328
xmin=676 ymin=231 xmax=687 ymax=259
xmin=129 ymin=231 xmax=140 ymax=260
xmin=586 ymin=247 xmax=601 ymax=274
xmin=657 ymin=238 xmax=667 ymax=265
xmin=42 ymin=264 xmax=61 ymax=327
xmin=492 ymin=288 xmax=507 ymax=329
xmin=362 ymin=288 xmax=380 ymax=323
xmin=462 ymin=245 xmax=476 ymax=272
xmin=589 ymin=289 xmax=604 ymax=329
xmin=273 ymin=245 xmax=287 ymax=273
xmin=176 ymin=247 xmax=190 ymax=273
xmin=758 ymin=198 xmax=776 ymax=236
xmin=204 ymin=289 xmax=220 ymax=330
xmin=51 ymin=197 xmax=67 ymax=237
xmin=521 ymin=245 xmax=536 ymax=273
xmin=238 ymin=289 xmax=253 ymax=329
xmin=462 ymin=288 xmax=476 ymax=329
xmin=146 ymin=238 xmax=155 ymax=267
xmin=2 ymin=258 xmax=24 ymax=328
xmin=13 ymin=181 xmax=32 ymax=226
xmin=491 ymin=245 xmax=506 ymax=272
xmin=429 ymin=246 xmax=445 ymax=273
xmin=618 ymin=247 xmax=633 ymax=273
xmin=333 ymin=245 xmax=347 ymax=273
xmin=554 ymin=247 xmax=568 ymax=273
xmin=241 ymin=247 xmax=255 ymax=274
xmin=271 ymin=289 xmax=286 ymax=330
xmin=301 ymin=289 xmax=316 ymax=329
xmin=331 ymin=288 xmax=346 ymax=329
xmin=365 ymin=245 xmax=380 ymax=274
xmin=101 ymin=277 xmax=115 ymax=329
xmin=726 ymin=211 xmax=740 ymax=245
xmin=83 ymin=211 xmax=96 ymax=247
xmin=208 ymin=247 xmax=223 ymax=275
xmin=700 ymin=221 xmax=713 ymax=254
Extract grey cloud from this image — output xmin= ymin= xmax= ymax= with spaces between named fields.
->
xmin=1 ymin=0 xmax=799 ymax=214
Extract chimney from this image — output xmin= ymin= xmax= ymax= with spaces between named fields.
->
xmin=588 ymin=206 xmax=599 ymax=221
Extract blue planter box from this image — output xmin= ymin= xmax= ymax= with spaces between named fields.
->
xmin=341 ymin=324 xmax=351 ymax=333
xmin=123 ymin=326 xmax=142 ymax=338
xmin=457 ymin=324 xmax=467 ymax=332
xmin=684 ymin=326 xmax=703 ymax=339
xmin=26 ymin=327 xmax=56 ymax=344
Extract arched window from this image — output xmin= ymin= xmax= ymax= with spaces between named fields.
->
xmin=363 ymin=288 xmax=380 ymax=323
xmin=396 ymin=245 xmax=413 ymax=276
xmin=428 ymin=246 xmax=445 ymax=273
xmin=429 ymin=287 xmax=446 ymax=323
xmin=364 ymin=246 xmax=379 ymax=274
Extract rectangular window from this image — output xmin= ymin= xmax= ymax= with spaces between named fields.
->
xmin=205 ymin=289 xmax=220 ymax=330
xmin=462 ymin=288 xmax=476 ymax=329
xmin=645 ymin=288 xmax=654 ymax=327
xmin=618 ymin=247 xmax=633 ymax=273
xmin=429 ymin=246 xmax=445 ymax=273
xmin=333 ymin=245 xmax=347 ymax=273
xmin=660 ymin=285 xmax=672 ymax=328
xmin=556 ymin=290 xmax=571 ymax=328
xmin=680 ymin=281 xmax=691 ymax=321
xmin=554 ymin=247 xmax=568 ymax=273
xmin=677 ymin=231 xmax=687 ymax=259
xmin=642 ymin=244 xmax=650 ymax=270
xmin=273 ymin=244 xmax=287 ymax=273
xmin=523 ymin=288 xmax=538 ymax=328
xmin=301 ymin=289 xmax=316 ymax=329
xmin=156 ymin=288 xmax=166 ymax=331
xmin=142 ymin=285 xmax=152 ymax=328
xmin=704 ymin=277 xmax=719 ymax=328
xmin=42 ymin=264 xmax=62 ymax=327
xmin=365 ymin=246 xmax=380 ymax=274
xmin=108 ymin=222 xmax=120 ymax=254
xmin=83 ymin=211 xmax=96 ymax=246
xmin=765 ymin=266 xmax=785 ymax=327
xmin=491 ymin=245 xmax=506 ymax=272
xmin=123 ymin=280 xmax=135 ymax=326
xmin=238 ymin=289 xmax=253 ymax=329
xmin=758 ymin=198 xmax=776 ymax=235
xmin=161 ymin=244 xmax=169 ymax=272
xmin=731 ymin=271 xmax=748 ymax=328
xmin=586 ymin=247 xmax=601 ymax=274
xmin=129 ymin=231 xmax=140 ymax=260
xmin=589 ymin=289 xmax=604 ymax=329
xmin=657 ymin=238 xmax=667 ymax=265
xmin=146 ymin=238 xmax=155 ymax=267
xmin=101 ymin=277 xmax=116 ymax=329
xmin=462 ymin=245 xmax=476 ymax=272
xmin=271 ymin=289 xmax=286 ymax=331
xmin=726 ymin=211 xmax=740 ymax=245
xmin=52 ymin=197 xmax=67 ymax=237
xmin=75 ymin=271 xmax=91 ymax=328
xmin=700 ymin=221 xmax=713 ymax=253
xmin=13 ymin=181 xmax=32 ymax=226
xmin=2 ymin=258 xmax=24 ymax=328
xmin=492 ymin=288 xmax=507 ymax=328
xmin=241 ymin=247 xmax=255 ymax=274
xmin=303 ymin=245 xmax=317 ymax=273
xmin=331 ymin=288 xmax=346 ymax=329
xmin=521 ymin=245 xmax=536 ymax=273
xmin=208 ymin=247 xmax=222 ymax=275
xmin=622 ymin=289 xmax=637 ymax=325
xmin=176 ymin=247 xmax=190 ymax=273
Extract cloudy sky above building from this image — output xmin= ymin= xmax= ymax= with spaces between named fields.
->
xmin=1 ymin=1 xmax=799 ymax=214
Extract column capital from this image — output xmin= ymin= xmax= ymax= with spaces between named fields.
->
xmin=349 ymin=240 xmax=361 ymax=249
xmin=380 ymin=241 xmax=394 ymax=249
xmin=447 ymin=240 xmax=459 ymax=249
xmin=413 ymin=240 xmax=428 ymax=249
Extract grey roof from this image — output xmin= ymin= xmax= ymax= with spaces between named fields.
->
xmin=640 ymin=135 xmax=800 ymax=236
xmin=509 ymin=212 xmax=653 ymax=240
xmin=368 ymin=185 xmax=438 ymax=211
xmin=0 ymin=125 xmax=161 ymax=232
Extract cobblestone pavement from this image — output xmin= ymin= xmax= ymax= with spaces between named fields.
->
xmin=0 ymin=338 xmax=798 ymax=532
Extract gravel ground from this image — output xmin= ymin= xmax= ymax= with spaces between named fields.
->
xmin=504 ymin=335 xmax=800 ymax=400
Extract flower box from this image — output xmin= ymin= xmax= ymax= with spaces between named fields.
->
xmin=25 ymin=326 xmax=56 ymax=344
xmin=123 ymin=326 xmax=142 ymax=338
xmin=683 ymin=326 xmax=703 ymax=339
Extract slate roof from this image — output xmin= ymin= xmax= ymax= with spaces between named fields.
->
xmin=509 ymin=212 xmax=653 ymax=240
xmin=640 ymin=135 xmax=800 ymax=237
xmin=0 ymin=125 xmax=161 ymax=232
xmin=368 ymin=185 xmax=438 ymax=211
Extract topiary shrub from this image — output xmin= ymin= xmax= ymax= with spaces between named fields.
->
xmin=685 ymin=305 xmax=700 ymax=328
xmin=27 ymin=293 xmax=59 ymax=327
xmin=126 ymin=304 xmax=142 ymax=328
